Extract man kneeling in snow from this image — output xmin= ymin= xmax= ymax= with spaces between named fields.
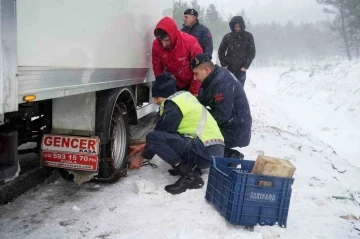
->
xmin=129 ymin=72 xmax=224 ymax=195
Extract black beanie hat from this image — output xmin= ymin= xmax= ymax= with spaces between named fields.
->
xmin=184 ymin=9 xmax=198 ymax=17
xmin=190 ymin=53 xmax=212 ymax=69
xmin=152 ymin=72 xmax=177 ymax=98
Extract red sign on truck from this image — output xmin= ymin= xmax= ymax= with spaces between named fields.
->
xmin=41 ymin=134 xmax=100 ymax=172
xmin=42 ymin=135 xmax=100 ymax=154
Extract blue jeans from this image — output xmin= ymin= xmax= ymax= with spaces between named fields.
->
xmin=142 ymin=131 xmax=224 ymax=169
xmin=234 ymin=70 xmax=246 ymax=86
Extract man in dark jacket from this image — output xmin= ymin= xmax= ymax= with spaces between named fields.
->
xmin=181 ymin=8 xmax=213 ymax=55
xmin=191 ymin=53 xmax=252 ymax=159
xmin=218 ymin=16 xmax=256 ymax=86
xmin=129 ymin=72 xmax=224 ymax=195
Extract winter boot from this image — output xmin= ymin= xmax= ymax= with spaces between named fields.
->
xmin=168 ymin=161 xmax=183 ymax=176
xmin=224 ymin=148 xmax=244 ymax=159
xmin=168 ymin=165 xmax=203 ymax=176
xmin=164 ymin=164 xmax=204 ymax=195
xmin=230 ymin=151 xmax=244 ymax=159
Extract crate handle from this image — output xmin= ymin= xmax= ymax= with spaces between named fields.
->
xmin=227 ymin=163 xmax=241 ymax=169
xmin=212 ymin=158 xmax=232 ymax=177
xmin=212 ymin=157 xmax=247 ymax=177
xmin=256 ymin=179 xmax=274 ymax=187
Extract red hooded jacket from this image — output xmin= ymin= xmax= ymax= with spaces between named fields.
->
xmin=152 ymin=17 xmax=203 ymax=95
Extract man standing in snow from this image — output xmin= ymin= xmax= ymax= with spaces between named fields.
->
xmin=181 ymin=8 xmax=213 ymax=55
xmin=191 ymin=53 xmax=252 ymax=159
xmin=152 ymin=17 xmax=203 ymax=95
xmin=129 ymin=72 xmax=224 ymax=195
xmin=218 ymin=16 xmax=256 ymax=86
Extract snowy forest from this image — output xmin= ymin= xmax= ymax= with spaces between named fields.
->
xmin=174 ymin=0 xmax=360 ymax=66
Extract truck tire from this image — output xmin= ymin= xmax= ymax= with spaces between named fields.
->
xmin=97 ymin=103 xmax=129 ymax=182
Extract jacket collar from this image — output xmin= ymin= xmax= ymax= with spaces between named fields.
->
xmin=201 ymin=65 xmax=221 ymax=88
xmin=183 ymin=21 xmax=199 ymax=31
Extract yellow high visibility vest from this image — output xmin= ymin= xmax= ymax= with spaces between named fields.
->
xmin=160 ymin=91 xmax=224 ymax=146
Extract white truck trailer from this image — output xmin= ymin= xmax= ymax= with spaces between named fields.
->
xmin=0 ymin=0 xmax=173 ymax=182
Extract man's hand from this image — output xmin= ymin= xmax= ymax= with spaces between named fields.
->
xmin=240 ymin=67 xmax=247 ymax=71
xmin=129 ymin=143 xmax=146 ymax=156
xmin=129 ymin=154 xmax=145 ymax=170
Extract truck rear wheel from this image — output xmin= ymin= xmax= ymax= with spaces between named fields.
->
xmin=97 ymin=103 xmax=129 ymax=182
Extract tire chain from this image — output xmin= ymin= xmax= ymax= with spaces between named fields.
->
xmin=95 ymin=103 xmax=129 ymax=183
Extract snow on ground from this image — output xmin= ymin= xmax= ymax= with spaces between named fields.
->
xmin=1 ymin=62 xmax=360 ymax=239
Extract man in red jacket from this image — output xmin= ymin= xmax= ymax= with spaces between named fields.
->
xmin=152 ymin=17 xmax=203 ymax=95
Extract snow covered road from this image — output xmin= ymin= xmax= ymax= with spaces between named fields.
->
xmin=1 ymin=63 xmax=359 ymax=239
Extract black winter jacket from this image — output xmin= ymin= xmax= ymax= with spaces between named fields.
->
xmin=197 ymin=65 xmax=252 ymax=148
xmin=218 ymin=16 xmax=256 ymax=73
xmin=181 ymin=21 xmax=213 ymax=55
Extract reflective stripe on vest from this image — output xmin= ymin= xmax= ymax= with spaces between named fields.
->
xmin=160 ymin=91 xmax=224 ymax=146
xmin=196 ymin=106 xmax=207 ymax=137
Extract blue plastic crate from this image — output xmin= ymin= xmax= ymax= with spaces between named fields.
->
xmin=205 ymin=156 xmax=294 ymax=227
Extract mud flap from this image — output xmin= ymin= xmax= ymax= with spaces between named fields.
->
xmin=0 ymin=130 xmax=20 ymax=181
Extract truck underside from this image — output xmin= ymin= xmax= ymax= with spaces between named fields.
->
xmin=0 ymin=83 xmax=156 ymax=183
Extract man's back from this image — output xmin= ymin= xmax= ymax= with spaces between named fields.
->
xmin=159 ymin=91 xmax=224 ymax=145
xmin=198 ymin=66 xmax=252 ymax=148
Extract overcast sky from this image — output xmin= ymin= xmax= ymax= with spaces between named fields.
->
xmin=196 ymin=0 xmax=328 ymax=24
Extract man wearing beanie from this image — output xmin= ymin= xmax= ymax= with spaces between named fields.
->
xmin=129 ymin=72 xmax=224 ymax=195
xmin=181 ymin=8 xmax=213 ymax=55
xmin=190 ymin=53 xmax=252 ymax=159
xmin=152 ymin=17 xmax=203 ymax=95
xmin=218 ymin=16 xmax=256 ymax=86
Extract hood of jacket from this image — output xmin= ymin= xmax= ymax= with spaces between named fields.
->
xmin=229 ymin=16 xmax=246 ymax=32
xmin=154 ymin=17 xmax=179 ymax=47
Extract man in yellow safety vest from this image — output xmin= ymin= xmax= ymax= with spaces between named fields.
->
xmin=129 ymin=72 xmax=224 ymax=195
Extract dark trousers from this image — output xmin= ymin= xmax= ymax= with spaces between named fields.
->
xmin=234 ymin=70 xmax=246 ymax=86
xmin=142 ymin=131 xmax=224 ymax=169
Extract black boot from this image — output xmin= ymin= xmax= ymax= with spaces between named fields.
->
xmin=168 ymin=164 xmax=181 ymax=176
xmin=230 ymin=151 xmax=244 ymax=159
xmin=224 ymin=148 xmax=244 ymax=159
xmin=165 ymin=164 xmax=204 ymax=195
xmin=168 ymin=163 xmax=203 ymax=176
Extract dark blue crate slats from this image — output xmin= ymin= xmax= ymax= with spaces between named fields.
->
xmin=205 ymin=156 xmax=294 ymax=227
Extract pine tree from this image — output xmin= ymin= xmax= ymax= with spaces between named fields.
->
xmin=189 ymin=0 xmax=205 ymax=23
xmin=204 ymin=4 xmax=221 ymax=24
xmin=317 ymin=0 xmax=353 ymax=60
xmin=343 ymin=0 xmax=360 ymax=58
xmin=173 ymin=0 xmax=190 ymax=28
xmin=204 ymin=4 xmax=227 ymax=49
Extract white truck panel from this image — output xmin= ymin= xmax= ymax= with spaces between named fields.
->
xmin=52 ymin=92 xmax=96 ymax=132
xmin=0 ymin=0 xmax=18 ymax=114
xmin=17 ymin=0 xmax=173 ymax=68
xmin=0 ymin=15 xmax=3 ymax=115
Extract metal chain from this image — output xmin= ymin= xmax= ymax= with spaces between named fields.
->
xmin=95 ymin=102 xmax=157 ymax=182
xmin=95 ymin=103 xmax=128 ymax=182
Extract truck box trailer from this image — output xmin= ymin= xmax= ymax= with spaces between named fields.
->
xmin=0 ymin=0 xmax=173 ymax=182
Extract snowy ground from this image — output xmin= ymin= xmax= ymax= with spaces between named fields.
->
xmin=1 ymin=62 xmax=360 ymax=239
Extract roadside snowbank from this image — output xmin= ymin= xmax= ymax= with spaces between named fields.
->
xmin=1 ymin=62 xmax=359 ymax=239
